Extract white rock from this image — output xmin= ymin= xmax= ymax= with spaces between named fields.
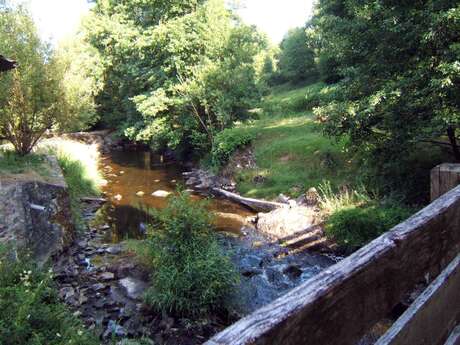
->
xmin=114 ymin=194 xmax=122 ymax=201
xmin=136 ymin=191 xmax=145 ymax=197
xmin=151 ymin=190 xmax=171 ymax=198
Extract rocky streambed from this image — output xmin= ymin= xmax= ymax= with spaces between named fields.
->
xmin=50 ymin=147 xmax=338 ymax=344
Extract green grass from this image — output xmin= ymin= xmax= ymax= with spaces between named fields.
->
xmin=40 ymin=138 xmax=103 ymax=230
xmin=0 ymin=148 xmax=49 ymax=176
xmin=233 ymin=82 xmax=355 ymax=199
xmin=0 ymin=246 xmax=99 ymax=345
xmin=1 ymin=139 xmax=103 ymax=231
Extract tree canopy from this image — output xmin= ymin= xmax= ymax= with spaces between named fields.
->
xmin=81 ymin=0 xmax=267 ymax=157
xmin=310 ymin=0 xmax=460 ymax=199
xmin=277 ymin=26 xmax=317 ymax=84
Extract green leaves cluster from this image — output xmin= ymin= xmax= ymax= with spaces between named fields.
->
xmin=83 ymin=0 xmax=267 ymax=157
xmin=325 ymin=203 xmax=411 ymax=252
xmin=144 ymin=191 xmax=238 ymax=316
xmin=308 ymin=0 xmax=460 ymax=201
xmin=0 ymin=3 xmax=100 ymax=155
xmin=211 ymin=127 xmax=255 ymax=168
xmin=0 ymin=5 xmax=62 ymax=155
xmin=277 ymin=27 xmax=318 ymax=84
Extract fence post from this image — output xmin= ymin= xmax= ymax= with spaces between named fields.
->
xmin=431 ymin=163 xmax=460 ymax=202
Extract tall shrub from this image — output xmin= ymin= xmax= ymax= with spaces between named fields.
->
xmin=0 ymin=4 xmax=65 ymax=155
xmin=144 ymin=191 xmax=238 ymax=316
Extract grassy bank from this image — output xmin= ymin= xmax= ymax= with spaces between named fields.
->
xmin=0 ymin=245 xmax=99 ymax=345
xmin=219 ymin=82 xmax=355 ymax=199
xmin=42 ymin=138 xmax=104 ymax=229
xmin=211 ymin=82 xmax=416 ymax=250
xmin=0 ymin=138 xmax=103 ymax=230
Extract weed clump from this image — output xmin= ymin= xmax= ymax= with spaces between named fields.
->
xmin=143 ymin=191 xmax=238 ymax=316
xmin=0 ymin=246 xmax=98 ymax=345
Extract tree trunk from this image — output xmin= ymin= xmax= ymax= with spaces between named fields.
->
xmin=447 ymin=126 xmax=460 ymax=162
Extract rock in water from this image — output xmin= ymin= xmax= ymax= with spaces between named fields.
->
xmin=257 ymin=206 xmax=318 ymax=239
xmin=136 ymin=191 xmax=145 ymax=197
xmin=113 ymin=194 xmax=122 ymax=201
xmin=151 ymin=190 xmax=171 ymax=198
xmin=119 ymin=277 xmax=149 ymax=300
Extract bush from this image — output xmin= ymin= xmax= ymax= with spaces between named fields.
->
xmin=325 ymin=204 xmax=412 ymax=251
xmin=144 ymin=191 xmax=238 ymax=316
xmin=0 ymin=246 xmax=98 ymax=345
xmin=211 ymin=128 xmax=255 ymax=169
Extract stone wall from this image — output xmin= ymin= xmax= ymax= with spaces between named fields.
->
xmin=0 ymin=157 xmax=74 ymax=264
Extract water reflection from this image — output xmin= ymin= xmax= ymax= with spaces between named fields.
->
xmin=96 ymin=149 xmax=254 ymax=243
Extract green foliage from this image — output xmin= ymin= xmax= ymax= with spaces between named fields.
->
xmin=54 ymin=34 xmax=104 ymax=132
xmin=0 ymin=4 xmax=65 ymax=155
xmin=0 ymin=3 xmax=98 ymax=155
xmin=234 ymin=84 xmax=354 ymax=199
xmin=83 ymin=0 xmax=266 ymax=157
xmin=325 ymin=203 xmax=412 ymax=251
xmin=0 ymin=149 xmax=48 ymax=175
xmin=143 ymin=191 xmax=238 ymax=316
xmin=0 ymin=246 xmax=98 ymax=345
xmin=310 ymin=0 xmax=460 ymax=202
xmin=41 ymin=139 xmax=103 ymax=230
xmin=276 ymin=26 xmax=318 ymax=84
xmin=317 ymin=180 xmax=371 ymax=216
xmin=262 ymin=83 xmax=324 ymax=115
xmin=211 ymin=127 xmax=255 ymax=168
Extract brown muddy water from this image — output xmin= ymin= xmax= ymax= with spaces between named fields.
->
xmin=95 ymin=149 xmax=254 ymax=242
xmin=92 ymin=149 xmax=336 ymax=316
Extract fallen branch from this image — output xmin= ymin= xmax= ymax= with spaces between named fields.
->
xmin=80 ymin=197 xmax=107 ymax=203
xmin=211 ymin=188 xmax=285 ymax=212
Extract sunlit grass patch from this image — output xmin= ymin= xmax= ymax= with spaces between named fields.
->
xmin=235 ymin=103 xmax=353 ymax=199
xmin=39 ymin=138 xmax=104 ymax=230
xmin=0 ymin=147 xmax=49 ymax=175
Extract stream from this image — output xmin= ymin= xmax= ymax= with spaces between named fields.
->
xmin=94 ymin=149 xmax=335 ymax=314
xmin=95 ymin=149 xmax=254 ymax=242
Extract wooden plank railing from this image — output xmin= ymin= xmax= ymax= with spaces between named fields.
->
xmin=205 ymin=185 xmax=460 ymax=345
xmin=376 ymin=254 xmax=460 ymax=345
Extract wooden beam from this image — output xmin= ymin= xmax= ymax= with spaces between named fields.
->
xmin=431 ymin=163 xmax=460 ymax=202
xmin=376 ymin=254 xmax=460 ymax=345
xmin=444 ymin=326 xmax=460 ymax=345
xmin=205 ymin=185 xmax=460 ymax=345
xmin=0 ymin=55 xmax=17 ymax=72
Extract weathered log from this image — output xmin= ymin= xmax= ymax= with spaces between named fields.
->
xmin=444 ymin=326 xmax=460 ymax=345
xmin=211 ymin=188 xmax=286 ymax=212
xmin=80 ymin=197 xmax=107 ymax=203
xmin=205 ymin=185 xmax=460 ymax=345
xmin=376 ymin=254 xmax=460 ymax=345
xmin=431 ymin=163 xmax=460 ymax=201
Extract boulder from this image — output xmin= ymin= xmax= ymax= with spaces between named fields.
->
xmin=151 ymin=190 xmax=171 ymax=198
xmin=256 ymin=206 xmax=318 ymax=239
xmin=0 ymin=157 xmax=74 ymax=264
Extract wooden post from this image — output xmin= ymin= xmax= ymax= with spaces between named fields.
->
xmin=431 ymin=164 xmax=460 ymax=202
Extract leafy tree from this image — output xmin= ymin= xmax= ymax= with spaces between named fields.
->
xmin=54 ymin=33 xmax=104 ymax=131
xmin=0 ymin=4 xmax=65 ymax=155
xmin=277 ymin=26 xmax=318 ymax=84
xmin=83 ymin=0 xmax=266 ymax=157
xmin=311 ymin=0 xmax=460 ymax=200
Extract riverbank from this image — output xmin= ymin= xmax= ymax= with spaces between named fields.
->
xmin=0 ymin=133 xmax=341 ymax=343
xmin=218 ymin=82 xmax=356 ymax=200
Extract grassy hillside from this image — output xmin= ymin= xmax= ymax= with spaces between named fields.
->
xmin=230 ymin=82 xmax=355 ymax=199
